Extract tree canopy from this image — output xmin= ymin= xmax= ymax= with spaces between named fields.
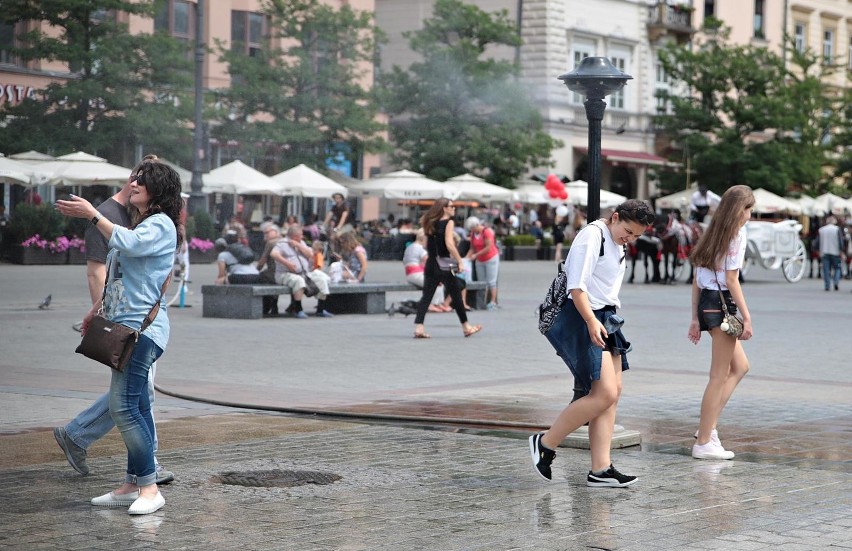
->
xmin=0 ymin=0 xmax=194 ymax=166
xmin=212 ymin=0 xmax=387 ymax=175
xmin=655 ymin=27 xmax=844 ymax=197
xmin=380 ymin=0 xmax=560 ymax=187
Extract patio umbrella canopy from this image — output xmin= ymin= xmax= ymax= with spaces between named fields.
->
xmin=34 ymin=152 xmax=131 ymax=187
xmin=0 ymin=156 xmax=53 ymax=185
xmin=565 ymin=180 xmax=627 ymax=209
xmin=810 ymin=192 xmax=850 ymax=216
xmin=348 ymin=169 xmax=445 ymax=199
xmin=8 ymin=150 xmax=56 ymax=162
xmin=655 ymin=185 xmax=697 ymax=210
xmin=511 ymin=183 xmax=548 ymax=204
xmin=202 ymin=160 xmax=282 ymax=195
xmin=272 ymin=164 xmax=348 ymax=198
xmin=444 ymin=174 xmax=513 ymax=202
xmin=751 ymin=188 xmax=802 ymax=215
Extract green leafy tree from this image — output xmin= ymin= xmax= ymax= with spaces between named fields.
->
xmin=213 ymin=0 xmax=387 ymax=174
xmin=380 ymin=0 xmax=560 ymax=187
xmin=656 ymin=28 xmax=840 ymax=196
xmin=0 ymin=0 xmax=194 ymax=165
xmin=833 ymin=85 xmax=852 ymax=190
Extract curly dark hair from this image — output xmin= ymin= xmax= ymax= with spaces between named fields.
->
xmin=133 ymin=160 xmax=185 ymax=247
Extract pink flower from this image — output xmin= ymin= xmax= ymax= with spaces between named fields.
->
xmin=189 ymin=237 xmax=215 ymax=252
xmin=21 ymin=234 xmax=85 ymax=252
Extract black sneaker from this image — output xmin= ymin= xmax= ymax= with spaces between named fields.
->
xmin=529 ymin=433 xmax=556 ymax=481
xmin=586 ymin=464 xmax=637 ymax=488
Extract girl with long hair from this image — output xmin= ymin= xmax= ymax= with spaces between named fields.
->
xmin=688 ymin=185 xmax=755 ymax=460
xmin=57 ymin=159 xmax=183 ymax=514
xmin=413 ymin=198 xmax=481 ymax=339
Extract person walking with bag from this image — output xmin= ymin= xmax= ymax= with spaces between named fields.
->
xmin=54 ymin=156 xmax=174 ymax=484
xmin=57 ymin=160 xmax=183 ymax=515
xmin=688 ymin=185 xmax=755 ymax=460
xmin=413 ymin=198 xmax=481 ymax=339
xmin=529 ymin=200 xmax=654 ymax=487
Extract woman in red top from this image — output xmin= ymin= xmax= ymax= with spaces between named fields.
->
xmin=467 ymin=217 xmax=500 ymax=309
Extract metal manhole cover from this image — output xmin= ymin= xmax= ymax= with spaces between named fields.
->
xmin=211 ymin=469 xmax=342 ymax=488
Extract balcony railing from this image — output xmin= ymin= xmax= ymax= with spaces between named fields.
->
xmin=647 ymin=2 xmax=694 ymax=44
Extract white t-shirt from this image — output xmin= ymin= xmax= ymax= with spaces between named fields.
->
xmin=563 ymin=220 xmax=626 ymax=309
xmin=690 ymin=190 xmax=721 ymax=210
xmin=818 ymin=223 xmax=843 ymax=256
xmin=695 ymin=226 xmax=747 ymax=290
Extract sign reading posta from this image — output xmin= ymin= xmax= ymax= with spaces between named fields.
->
xmin=0 ymin=83 xmax=36 ymax=105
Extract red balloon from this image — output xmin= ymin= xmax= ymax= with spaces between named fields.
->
xmin=559 ymin=190 xmax=568 ymax=200
xmin=545 ymin=174 xmax=562 ymax=189
xmin=548 ymin=189 xmax=559 ymax=198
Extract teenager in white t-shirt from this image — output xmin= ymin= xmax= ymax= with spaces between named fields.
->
xmin=529 ymin=199 xmax=655 ymax=488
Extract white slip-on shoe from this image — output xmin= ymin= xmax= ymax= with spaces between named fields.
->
xmin=91 ymin=490 xmax=140 ymax=507
xmin=128 ymin=491 xmax=165 ymax=515
xmin=692 ymin=441 xmax=735 ymax=460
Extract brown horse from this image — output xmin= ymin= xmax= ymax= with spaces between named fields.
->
xmin=658 ymin=215 xmax=703 ymax=284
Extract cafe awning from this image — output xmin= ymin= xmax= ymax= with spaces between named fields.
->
xmin=575 ymin=147 xmax=668 ymax=167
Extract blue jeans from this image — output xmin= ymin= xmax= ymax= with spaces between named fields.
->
xmin=822 ymin=254 xmax=841 ymax=289
xmin=109 ymin=335 xmax=163 ymax=486
xmin=65 ymin=362 xmax=160 ymax=463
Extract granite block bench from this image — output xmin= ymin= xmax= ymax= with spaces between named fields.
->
xmin=201 ymin=281 xmax=487 ymax=319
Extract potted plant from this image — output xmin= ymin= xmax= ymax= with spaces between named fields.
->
xmin=6 ymin=203 xmax=77 ymax=264
xmin=501 ymin=234 xmax=553 ymax=261
xmin=186 ymin=210 xmax=218 ymax=264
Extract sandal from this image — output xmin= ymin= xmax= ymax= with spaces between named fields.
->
xmin=463 ymin=325 xmax=482 ymax=338
xmin=413 ymin=332 xmax=431 ymax=339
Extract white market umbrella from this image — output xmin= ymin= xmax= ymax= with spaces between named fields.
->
xmin=272 ymin=164 xmax=348 ymax=198
xmin=751 ymin=188 xmax=802 ymax=215
xmin=655 ymin=184 xmax=697 ymax=210
xmin=811 ymin=192 xmax=850 ymax=216
xmin=9 ymin=150 xmax=56 ymax=162
xmin=0 ymin=156 xmax=54 ymax=185
xmin=202 ymin=160 xmax=282 ymax=195
xmin=34 ymin=152 xmax=131 ymax=187
xmin=565 ymin=180 xmax=627 ymax=209
xmin=158 ymin=159 xmax=193 ymax=192
xmin=444 ymin=174 xmax=513 ymax=202
xmin=347 ymin=169 xmax=445 ymax=199
xmin=512 ymin=183 xmax=548 ymax=204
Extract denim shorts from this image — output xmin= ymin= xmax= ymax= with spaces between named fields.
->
xmin=544 ymin=300 xmax=631 ymax=394
xmin=698 ymin=288 xmax=738 ymax=332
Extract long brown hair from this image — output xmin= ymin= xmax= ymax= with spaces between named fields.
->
xmin=420 ymin=197 xmax=451 ymax=236
xmin=690 ymin=185 xmax=754 ymax=268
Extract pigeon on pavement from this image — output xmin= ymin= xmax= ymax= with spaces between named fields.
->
xmin=38 ymin=294 xmax=52 ymax=309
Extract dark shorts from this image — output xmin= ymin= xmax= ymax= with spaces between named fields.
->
xmin=544 ymin=301 xmax=631 ymax=394
xmin=698 ymin=288 xmax=738 ymax=332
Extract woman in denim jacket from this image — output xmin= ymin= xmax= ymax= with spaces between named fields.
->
xmin=58 ymin=160 xmax=183 ymax=515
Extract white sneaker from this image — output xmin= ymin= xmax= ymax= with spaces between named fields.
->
xmin=694 ymin=428 xmax=724 ymax=447
xmin=692 ymin=440 xmax=735 ymax=460
xmin=128 ymin=491 xmax=165 ymax=515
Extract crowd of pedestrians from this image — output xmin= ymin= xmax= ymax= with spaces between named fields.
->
xmin=47 ymin=168 xmax=849 ymax=515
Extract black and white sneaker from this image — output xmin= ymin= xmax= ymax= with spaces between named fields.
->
xmin=529 ymin=433 xmax=556 ymax=481
xmin=586 ymin=464 xmax=637 ymax=488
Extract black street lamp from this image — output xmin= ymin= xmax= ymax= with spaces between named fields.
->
xmin=558 ymin=57 xmax=632 ymax=221
xmin=558 ymin=58 xmax=636 ymax=433
xmin=188 ymin=0 xmax=208 ymax=215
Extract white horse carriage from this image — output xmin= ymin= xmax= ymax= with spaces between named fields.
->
xmin=741 ymin=219 xmax=807 ymax=282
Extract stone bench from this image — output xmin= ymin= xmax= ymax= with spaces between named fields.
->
xmin=201 ymin=281 xmax=488 ymax=319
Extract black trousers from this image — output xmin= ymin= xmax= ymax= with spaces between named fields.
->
xmin=414 ymin=264 xmax=467 ymax=325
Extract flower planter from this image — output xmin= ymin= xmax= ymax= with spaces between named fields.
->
xmin=9 ymin=244 xmax=68 ymax=265
xmin=189 ymin=249 xmax=217 ymax=264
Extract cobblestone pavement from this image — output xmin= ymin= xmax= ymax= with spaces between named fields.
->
xmin=1 ymin=260 xmax=850 ymax=549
